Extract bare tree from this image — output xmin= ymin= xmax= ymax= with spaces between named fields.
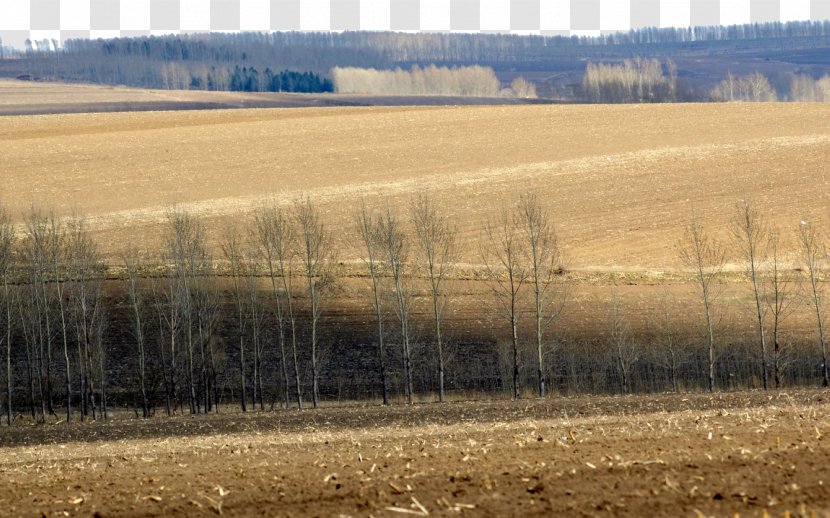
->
xmin=482 ymin=207 xmax=528 ymax=400
xmin=222 ymin=223 xmax=249 ymax=412
xmin=411 ymin=194 xmax=457 ymax=402
xmin=0 ymin=207 xmax=15 ymax=425
xmin=149 ymin=258 xmax=181 ymax=416
xmin=22 ymin=207 xmax=56 ymax=420
xmin=166 ymin=210 xmax=209 ymax=414
xmin=766 ymin=230 xmax=794 ymax=388
xmin=356 ymin=202 xmax=390 ymax=405
xmin=610 ymin=288 xmax=638 ymax=394
xmin=295 ymin=197 xmax=335 ymax=409
xmin=652 ymin=290 xmax=684 ymax=393
xmin=679 ymin=216 xmax=725 ymax=392
xmin=732 ymin=202 xmax=770 ymax=389
xmin=67 ymin=216 xmax=105 ymax=421
xmin=243 ymin=252 xmax=266 ymax=411
xmin=798 ymin=220 xmax=829 ymax=387
xmin=379 ymin=203 xmax=415 ymax=403
xmin=124 ymin=246 xmax=150 ymax=417
xmin=254 ymin=202 xmax=303 ymax=409
xmin=50 ymin=215 xmax=72 ymax=422
xmin=517 ymin=192 xmax=566 ymax=398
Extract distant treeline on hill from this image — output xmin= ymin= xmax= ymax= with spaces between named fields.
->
xmin=9 ymin=19 xmax=830 ymax=94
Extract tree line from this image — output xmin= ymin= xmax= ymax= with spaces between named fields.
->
xmin=581 ymin=64 xmax=830 ymax=103
xmin=332 ymin=65 xmax=535 ymax=98
xmin=1 ymin=196 xmax=830 ymax=426
xmin=11 ymin=19 xmax=830 ymax=94
xmin=580 ymin=57 xmax=678 ymax=103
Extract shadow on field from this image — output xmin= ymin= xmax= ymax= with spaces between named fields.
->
xmin=2 ymin=389 xmax=825 ymax=447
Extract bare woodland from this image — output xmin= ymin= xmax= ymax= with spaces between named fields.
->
xmin=332 ymin=65 xmax=533 ymax=98
xmin=2 ymin=195 xmax=830 ymax=425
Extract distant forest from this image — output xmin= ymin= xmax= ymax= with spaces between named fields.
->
xmin=4 ymin=19 xmax=830 ymax=98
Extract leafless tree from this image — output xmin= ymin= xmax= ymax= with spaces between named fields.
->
xmin=166 ymin=210 xmax=210 ymax=413
xmin=222 ymin=223 xmax=249 ymax=412
xmin=679 ymin=216 xmax=725 ymax=392
xmin=296 ymin=197 xmax=335 ymax=409
xmin=517 ymin=192 xmax=566 ymax=398
xmin=0 ymin=207 xmax=15 ymax=425
xmin=482 ymin=207 xmax=528 ymax=399
xmin=356 ymin=202 xmax=390 ymax=405
xmin=149 ymin=257 xmax=181 ymax=416
xmin=254 ymin=202 xmax=303 ymax=409
xmin=379 ymin=203 xmax=415 ymax=403
xmin=652 ymin=290 xmax=684 ymax=393
xmin=610 ymin=289 xmax=638 ymax=394
xmin=48 ymin=215 xmax=73 ymax=422
xmin=124 ymin=246 xmax=149 ymax=417
xmin=798 ymin=220 xmax=829 ymax=387
xmin=732 ymin=202 xmax=770 ymax=389
xmin=766 ymin=230 xmax=794 ymax=388
xmin=243 ymin=251 xmax=266 ymax=411
xmin=22 ymin=207 xmax=57 ymax=420
xmin=411 ymin=194 xmax=457 ymax=402
xmin=67 ymin=216 xmax=105 ymax=421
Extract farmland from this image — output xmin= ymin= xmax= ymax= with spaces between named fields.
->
xmin=0 ymin=79 xmax=544 ymax=116
xmin=1 ymin=390 xmax=829 ymax=516
xmin=4 ymin=82 xmax=830 ymax=515
xmin=2 ymin=89 xmax=829 ymax=270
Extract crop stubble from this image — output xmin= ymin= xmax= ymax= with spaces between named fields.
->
xmin=1 ymin=391 xmax=829 ymax=516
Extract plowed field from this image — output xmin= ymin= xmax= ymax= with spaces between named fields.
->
xmin=2 ymin=100 xmax=828 ymax=271
xmin=1 ymin=391 xmax=829 ymax=517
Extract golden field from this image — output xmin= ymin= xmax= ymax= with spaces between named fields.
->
xmin=2 ymin=95 xmax=829 ymax=272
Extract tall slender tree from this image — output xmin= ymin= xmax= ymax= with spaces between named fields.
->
xmin=0 ymin=207 xmax=15 ymax=425
xmin=356 ymin=202 xmax=390 ymax=405
xmin=296 ymin=197 xmax=335 ymax=409
xmin=380 ymin=203 xmax=415 ymax=404
xmin=222 ymin=223 xmax=249 ymax=412
xmin=679 ymin=216 xmax=725 ymax=392
xmin=798 ymin=220 xmax=829 ymax=387
xmin=766 ymin=230 xmax=793 ymax=389
xmin=483 ymin=207 xmax=528 ymax=400
xmin=411 ymin=194 xmax=457 ymax=402
xmin=254 ymin=202 xmax=303 ymax=409
xmin=124 ymin=246 xmax=150 ymax=418
xmin=732 ymin=202 xmax=770 ymax=389
xmin=517 ymin=192 xmax=566 ymax=398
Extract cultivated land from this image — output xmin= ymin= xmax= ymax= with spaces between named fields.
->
xmin=4 ymin=88 xmax=830 ymax=515
xmin=2 ymin=96 xmax=829 ymax=269
xmin=1 ymin=391 xmax=829 ymax=517
xmin=3 ymin=91 xmax=830 ymax=337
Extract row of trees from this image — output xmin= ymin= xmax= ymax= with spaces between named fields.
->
xmin=710 ymin=72 xmax=778 ymax=102
xmin=789 ymin=74 xmax=830 ymax=102
xmin=157 ymin=63 xmax=335 ymax=93
xmin=680 ymin=204 xmax=828 ymax=394
xmin=582 ymin=65 xmax=830 ymax=103
xmin=581 ymin=57 xmax=678 ymax=103
xmin=332 ymin=64 xmax=524 ymax=98
xmin=3 ymin=196 xmax=830 ymax=425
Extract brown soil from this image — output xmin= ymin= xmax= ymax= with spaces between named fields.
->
xmin=2 ymin=390 xmax=829 ymax=517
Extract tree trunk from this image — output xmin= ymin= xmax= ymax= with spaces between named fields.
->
xmin=511 ymin=313 xmax=520 ymax=400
